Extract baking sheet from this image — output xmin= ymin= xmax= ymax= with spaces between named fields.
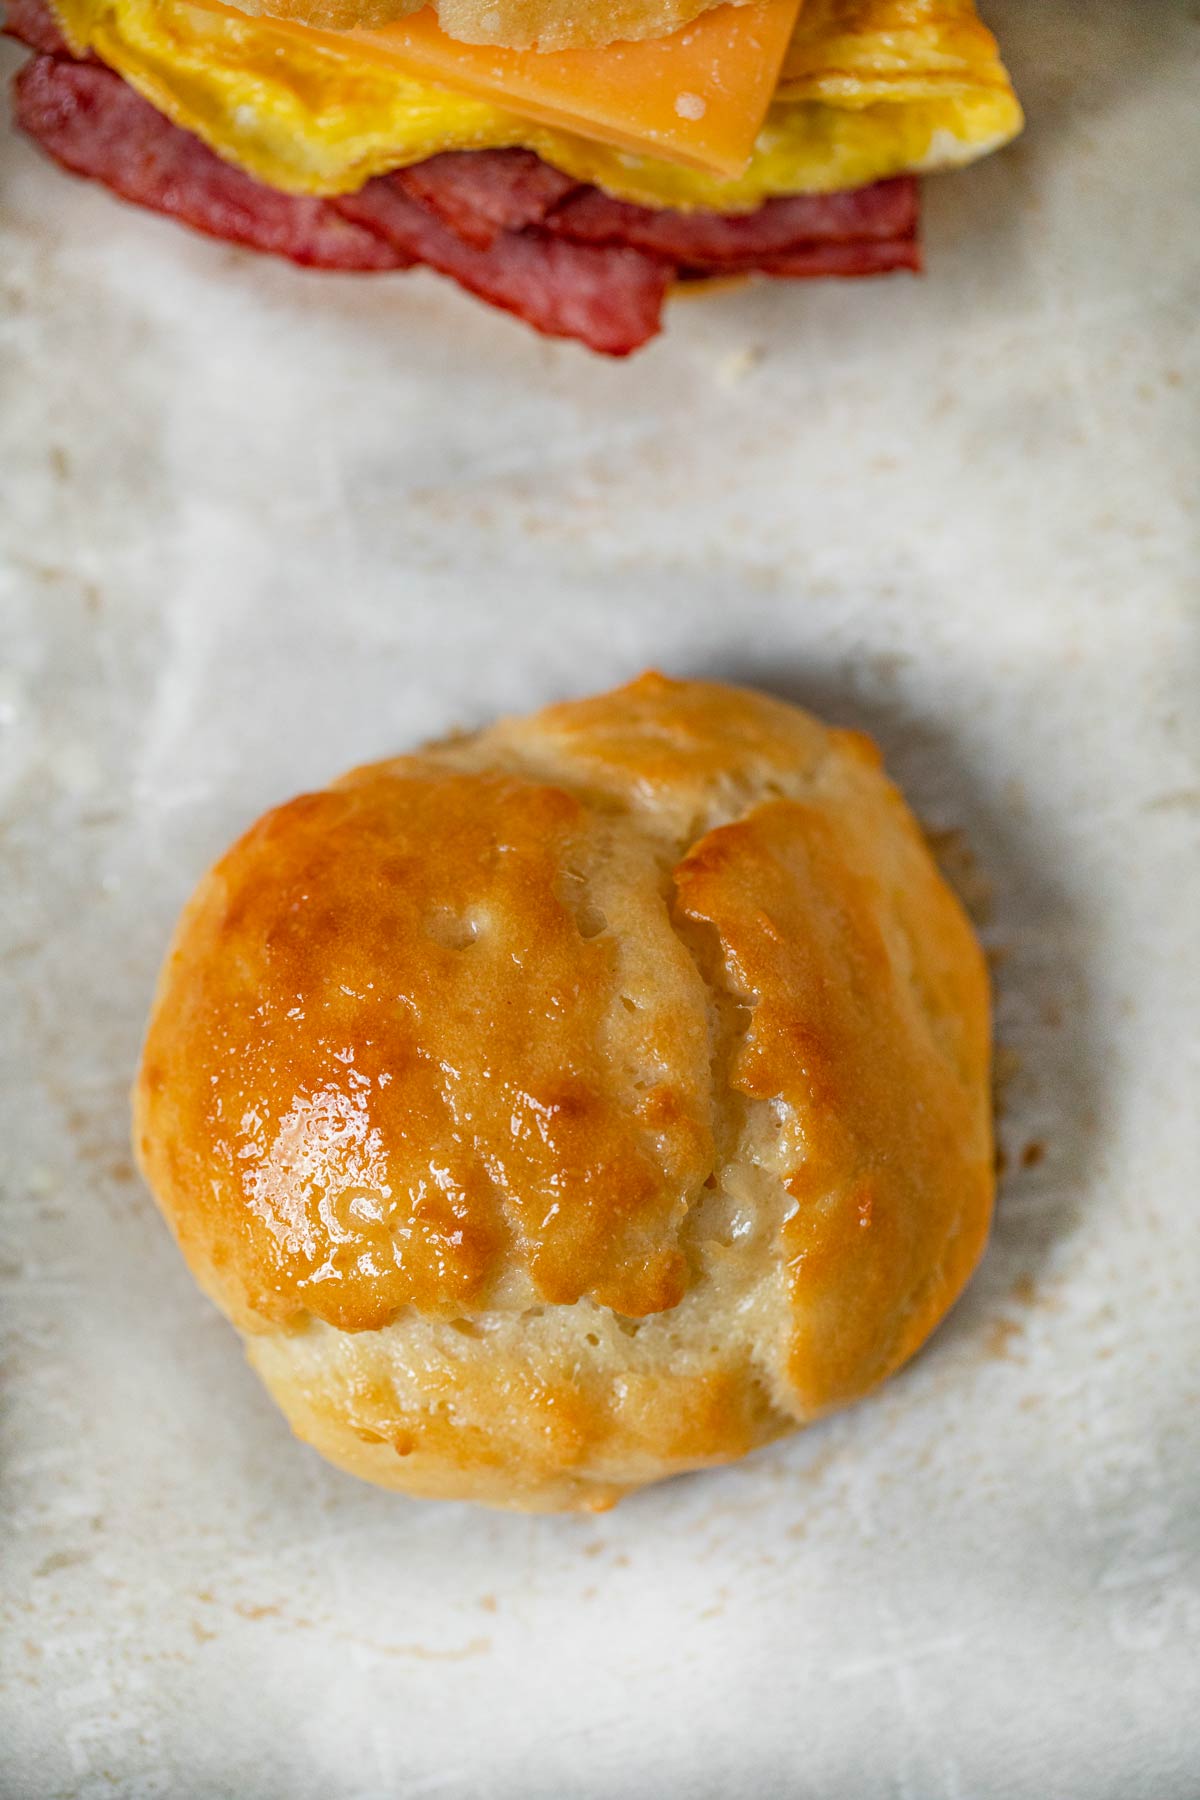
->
xmin=2 ymin=1 xmax=1199 ymax=1795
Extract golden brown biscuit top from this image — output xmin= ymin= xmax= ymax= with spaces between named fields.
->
xmin=137 ymin=761 xmax=718 ymax=1329
xmin=135 ymin=673 xmax=992 ymax=1394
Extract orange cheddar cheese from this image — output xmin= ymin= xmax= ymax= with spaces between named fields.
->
xmin=200 ymin=0 xmax=803 ymax=175
xmin=351 ymin=0 xmax=802 ymax=173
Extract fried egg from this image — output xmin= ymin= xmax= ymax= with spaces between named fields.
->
xmin=49 ymin=0 xmax=1021 ymax=208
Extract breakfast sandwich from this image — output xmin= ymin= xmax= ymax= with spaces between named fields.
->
xmin=3 ymin=0 xmax=1021 ymax=353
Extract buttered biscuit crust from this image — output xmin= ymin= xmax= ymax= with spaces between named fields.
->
xmin=135 ymin=674 xmax=992 ymax=1510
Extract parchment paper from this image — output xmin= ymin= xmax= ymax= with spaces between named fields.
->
xmin=2 ymin=2 xmax=1198 ymax=1795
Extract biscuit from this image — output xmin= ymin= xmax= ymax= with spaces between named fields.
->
xmin=224 ymin=0 xmax=732 ymax=53
xmin=134 ymin=673 xmax=993 ymax=1511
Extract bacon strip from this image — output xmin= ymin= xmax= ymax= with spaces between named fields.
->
xmin=12 ymin=56 xmax=410 ymax=270
xmin=547 ymin=177 xmax=919 ymax=271
xmin=2 ymin=0 xmax=75 ymax=55
xmin=395 ymin=148 xmax=578 ymax=250
xmin=337 ymin=176 xmax=668 ymax=356
xmin=753 ymin=236 xmax=921 ymax=278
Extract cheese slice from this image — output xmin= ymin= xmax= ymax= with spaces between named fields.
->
xmin=200 ymin=0 xmax=804 ymax=175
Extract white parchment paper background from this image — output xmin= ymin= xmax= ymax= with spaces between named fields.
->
xmin=2 ymin=2 xmax=1198 ymax=1795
